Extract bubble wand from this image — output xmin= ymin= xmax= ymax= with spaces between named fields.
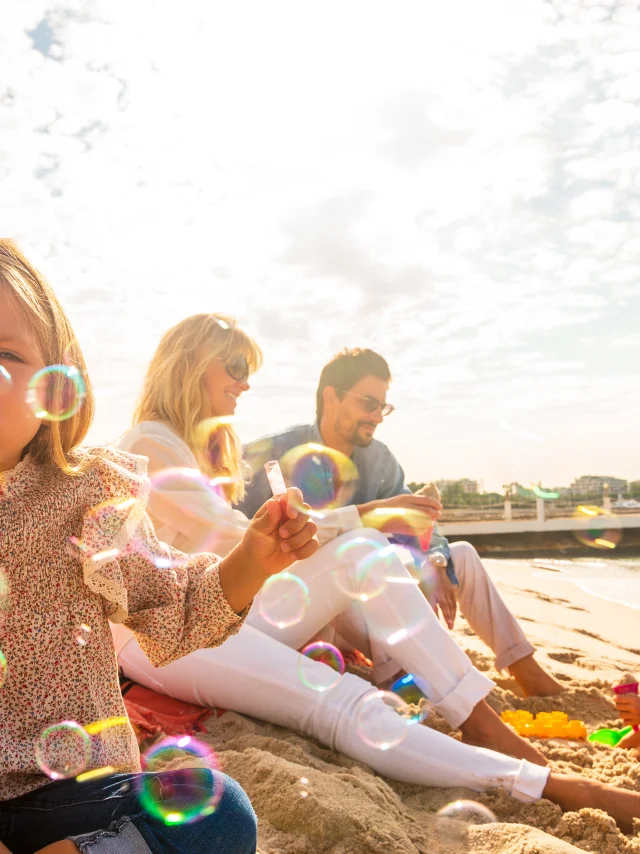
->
xmin=264 ymin=460 xmax=287 ymax=510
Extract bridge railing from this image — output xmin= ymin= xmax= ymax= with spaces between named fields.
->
xmin=438 ymin=498 xmax=639 ymax=523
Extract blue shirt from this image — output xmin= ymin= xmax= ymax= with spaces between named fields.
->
xmin=238 ymin=422 xmax=457 ymax=584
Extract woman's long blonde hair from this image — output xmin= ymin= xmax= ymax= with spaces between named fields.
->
xmin=0 ymin=239 xmax=94 ymax=474
xmin=134 ymin=313 xmax=262 ymax=503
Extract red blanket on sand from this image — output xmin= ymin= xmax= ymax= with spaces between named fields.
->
xmin=120 ymin=679 xmax=218 ymax=742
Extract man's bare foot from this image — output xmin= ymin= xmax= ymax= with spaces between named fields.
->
xmin=508 ymin=654 xmax=564 ymax=697
xmin=460 ymin=700 xmax=548 ymax=766
xmin=544 ymin=773 xmax=640 ymax=834
xmin=618 ymin=728 xmax=640 ymax=751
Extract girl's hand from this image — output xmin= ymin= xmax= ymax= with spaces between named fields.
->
xmin=242 ymin=487 xmax=319 ymax=575
xmin=615 ymin=692 xmax=640 ymax=726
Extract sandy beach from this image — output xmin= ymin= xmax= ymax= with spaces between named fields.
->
xmin=175 ymin=558 xmax=640 ymax=854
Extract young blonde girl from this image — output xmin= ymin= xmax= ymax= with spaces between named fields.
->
xmin=114 ymin=312 xmax=640 ymax=835
xmin=0 ymin=240 xmax=318 ymax=854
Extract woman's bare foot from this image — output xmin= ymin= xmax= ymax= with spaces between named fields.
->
xmin=618 ymin=728 xmax=640 ymax=751
xmin=460 ymin=699 xmax=548 ymax=766
xmin=508 ymin=654 xmax=564 ymax=697
xmin=544 ymin=773 xmax=640 ymax=834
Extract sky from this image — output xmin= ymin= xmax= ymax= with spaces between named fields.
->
xmin=1 ymin=0 xmax=639 ymax=492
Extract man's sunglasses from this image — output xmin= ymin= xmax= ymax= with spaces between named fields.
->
xmin=340 ymin=390 xmax=395 ymax=417
xmin=222 ymin=353 xmax=250 ymax=382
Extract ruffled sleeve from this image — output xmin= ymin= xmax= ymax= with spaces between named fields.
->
xmin=80 ymin=447 xmax=248 ymax=667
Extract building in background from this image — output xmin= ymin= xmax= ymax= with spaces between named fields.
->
xmin=436 ymin=478 xmax=479 ymax=494
xmin=561 ymin=475 xmax=628 ymax=498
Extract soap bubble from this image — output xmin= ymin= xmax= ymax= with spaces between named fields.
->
xmin=258 ymin=572 xmax=310 ymax=629
xmin=149 ymin=467 xmax=231 ymax=503
xmin=0 ymin=366 xmax=11 ymax=395
xmin=390 ymin=545 xmax=437 ymax=594
xmin=436 ymin=800 xmax=497 ymax=825
xmin=332 ymin=537 xmax=395 ymax=602
xmin=434 ymin=799 xmax=497 ymax=848
xmin=390 ymin=542 xmax=423 ymax=572
xmin=279 ymin=443 xmax=359 ymax=514
xmin=573 ymin=505 xmax=622 ymax=550
xmin=74 ymin=623 xmax=92 ymax=647
xmin=137 ymin=735 xmax=223 ymax=825
xmin=361 ymin=506 xmax=434 ymax=538
xmin=0 ymin=649 xmax=7 ymax=689
xmin=137 ymin=467 xmax=234 ymax=562
xmin=298 ymin=776 xmax=311 ymax=799
xmin=75 ymin=497 xmax=142 ymax=562
xmin=355 ymin=690 xmax=413 ymax=751
xmin=84 ymin=716 xmax=129 ymax=736
xmin=364 ymin=553 xmax=429 ymax=645
xmin=26 ymin=365 xmax=86 ymax=422
xmin=76 ymin=765 xmax=118 ymax=783
xmin=390 ymin=673 xmax=430 ymax=724
xmin=35 ymin=721 xmax=91 ymax=779
xmin=298 ymin=641 xmax=345 ymax=692
xmin=194 ymin=417 xmax=238 ymax=463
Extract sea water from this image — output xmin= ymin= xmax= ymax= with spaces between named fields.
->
xmin=527 ymin=556 xmax=640 ymax=611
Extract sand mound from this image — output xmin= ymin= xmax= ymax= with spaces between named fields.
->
xmin=207 ymin=703 xmax=639 ymax=853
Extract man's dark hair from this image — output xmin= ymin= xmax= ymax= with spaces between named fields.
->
xmin=316 ymin=348 xmax=391 ymax=422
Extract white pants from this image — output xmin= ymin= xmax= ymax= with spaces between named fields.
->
xmin=248 ymin=539 xmax=535 ymax=686
xmin=333 ymin=541 xmax=535 ymax=682
xmin=114 ymin=530 xmax=549 ymax=802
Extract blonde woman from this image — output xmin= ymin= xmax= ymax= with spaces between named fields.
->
xmin=112 ymin=314 xmax=638 ymax=829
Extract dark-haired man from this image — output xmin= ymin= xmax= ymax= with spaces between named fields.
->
xmin=240 ymin=348 xmax=562 ymax=697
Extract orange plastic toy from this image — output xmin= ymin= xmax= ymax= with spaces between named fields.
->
xmin=501 ymin=710 xmax=587 ymax=740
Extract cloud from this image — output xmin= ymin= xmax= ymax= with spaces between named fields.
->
xmin=0 ymin=0 xmax=638 ymax=490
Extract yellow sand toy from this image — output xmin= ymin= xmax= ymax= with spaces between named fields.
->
xmin=501 ymin=710 xmax=587 ymax=740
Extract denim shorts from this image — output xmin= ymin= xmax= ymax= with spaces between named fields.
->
xmin=0 ymin=771 xmax=257 ymax=854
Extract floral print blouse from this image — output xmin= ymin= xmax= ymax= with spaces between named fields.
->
xmin=0 ymin=446 xmax=248 ymax=800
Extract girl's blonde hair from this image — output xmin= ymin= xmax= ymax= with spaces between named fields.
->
xmin=134 ymin=313 xmax=262 ymax=503
xmin=0 ymin=239 xmax=94 ymax=474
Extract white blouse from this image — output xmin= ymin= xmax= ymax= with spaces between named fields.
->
xmin=118 ymin=420 xmax=362 ymax=552
xmin=118 ymin=421 xmax=251 ymax=558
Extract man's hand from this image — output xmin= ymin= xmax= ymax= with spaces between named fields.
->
xmin=427 ymin=566 xmax=458 ymax=630
xmin=615 ymin=692 xmax=640 ymax=727
xmin=358 ymin=493 xmax=442 ymax=536
xmin=415 ymin=482 xmax=441 ymax=501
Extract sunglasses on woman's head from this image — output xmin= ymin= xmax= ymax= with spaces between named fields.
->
xmin=223 ymin=353 xmax=250 ymax=382
xmin=340 ymin=390 xmax=395 ymax=417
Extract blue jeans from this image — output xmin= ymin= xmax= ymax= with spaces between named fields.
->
xmin=0 ymin=772 xmax=257 ymax=854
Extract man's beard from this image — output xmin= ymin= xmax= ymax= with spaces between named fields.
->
xmin=349 ymin=423 xmax=376 ymax=447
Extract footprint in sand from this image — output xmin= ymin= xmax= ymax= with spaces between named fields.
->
xmin=521 ymin=590 xmax=587 ymax=612
xmin=547 ymin=651 xmax=581 ymax=664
